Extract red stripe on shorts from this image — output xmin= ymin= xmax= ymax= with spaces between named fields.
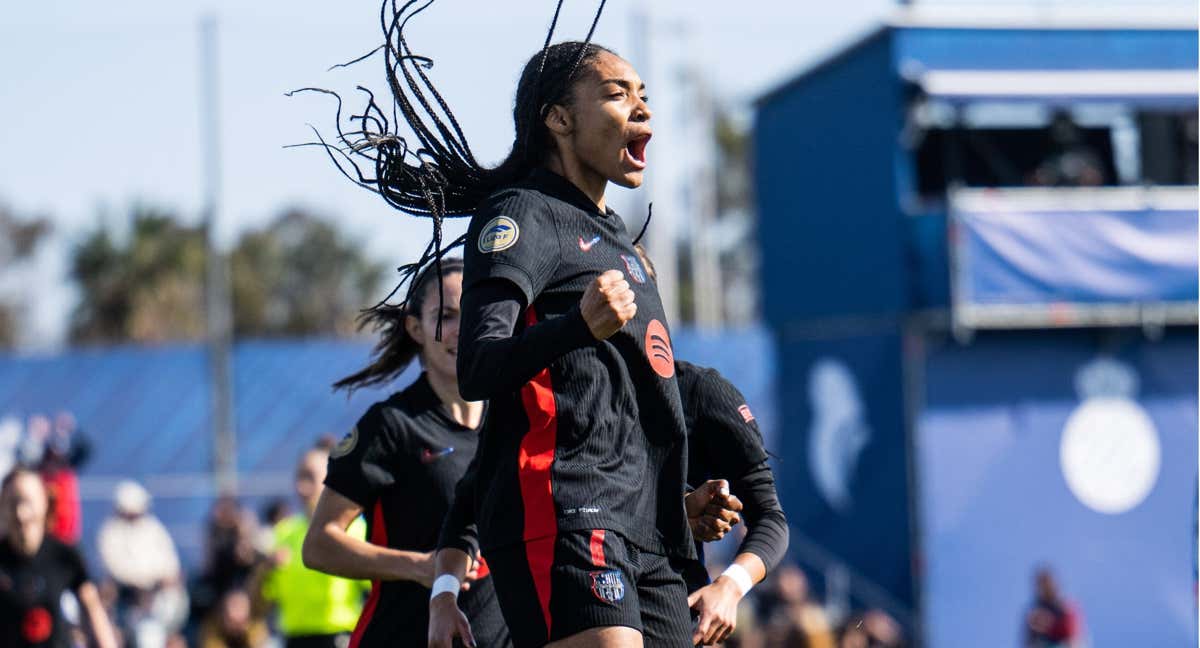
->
xmin=589 ymin=529 xmax=607 ymax=567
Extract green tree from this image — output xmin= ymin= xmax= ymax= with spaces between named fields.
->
xmin=70 ymin=208 xmax=207 ymax=344
xmin=69 ymin=207 xmax=385 ymax=344
xmin=230 ymin=209 xmax=385 ymax=338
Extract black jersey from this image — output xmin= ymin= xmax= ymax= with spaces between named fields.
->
xmin=454 ymin=167 xmax=694 ymax=561
xmin=324 ymin=374 xmax=509 ymax=648
xmin=0 ymin=537 xmax=89 ymax=648
xmin=675 ymin=360 xmax=789 ymax=588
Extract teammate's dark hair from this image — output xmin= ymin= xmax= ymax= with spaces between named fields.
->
xmin=292 ymin=0 xmax=609 ymax=322
xmin=1 ymin=467 xmax=40 ymax=499
xmin=333 ymin=257 xmax=464 ymax=393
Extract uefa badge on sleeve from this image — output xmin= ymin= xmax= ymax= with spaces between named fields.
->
xmin=589 ymin=570 xmax=625 ymax=604
xmin=478 ymin=216 xmax=519 ymax=253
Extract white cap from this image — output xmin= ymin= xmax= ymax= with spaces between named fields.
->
xmin=114 ymin=480 xmax=151 ymax=515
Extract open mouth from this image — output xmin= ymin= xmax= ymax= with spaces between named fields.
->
xmin=625 ymin=134 xmax=651 ymax=169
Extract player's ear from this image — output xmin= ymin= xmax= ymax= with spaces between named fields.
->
xmin=404 ymin=312 xmax=423 ymax=346
xmin=544 ymin=104 xmax=573 ymax=136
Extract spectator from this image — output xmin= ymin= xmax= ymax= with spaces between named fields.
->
xmin=97 ymin=480 xmax=188 ymax=647
xmin=251 ymin=446 xmax=368 ymax=648
xmin=839 ymin=610 xmax=905 ymax=648
xmin=0 ymin=467 xmax=117 ymax=648
xmin=255 ymin=497 xmax=292 ymax=560
xmin=1024 ymin=567 xmax=1085 ymax=648
xmin=199 ymin=588 xmax=269 ymax=648
xmin=1029 ymin=112 xmax=1106 ymax=187
xmin=763 ymin=564 xmax=835 ymax=648
xmin=204 ymin=496 xmax=261 ymax=597
xmin=38 ymin=412 xmax=90 ymax=546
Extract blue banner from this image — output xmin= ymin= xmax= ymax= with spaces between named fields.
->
xmin=917 ymin=330 xmax=1197 ymax=648
xmin=951 ymin=189 xmax=1198 ymax=327
xmin=775 ymin=332 xmax=914 ymax=616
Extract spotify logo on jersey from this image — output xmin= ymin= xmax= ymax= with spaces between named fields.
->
xmin=644 ymin=319 xmax=674 ymax=379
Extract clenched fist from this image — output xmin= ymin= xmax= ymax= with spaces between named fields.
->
xmin=580 ymin=270 xmax=637 ymax=340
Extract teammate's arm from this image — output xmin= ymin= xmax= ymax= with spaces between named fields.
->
xmin=429 ymin=448 xmax=483 ymax=648
xmin=688 ymin=370 xmax=790 ymax=645
xmin=302 ymin=487 xmax=439 ymax=584
xmin=77 ymin=581 xmax=118 ymax=648
xmin=428 ymin=548 xmax=477 ymax=648
xmin=689 ymin=464 xmax=787 ymax=645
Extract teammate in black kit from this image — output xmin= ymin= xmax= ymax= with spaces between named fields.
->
xmin=633 ymin=245 xmax=790 ymax=646
xmin=0 ymin=468 xmax=117 ymax=648
xmin=676 ymin=360 xmax=789 ymax=645
xmin=300 ymin=260 xmax=510 ymax=648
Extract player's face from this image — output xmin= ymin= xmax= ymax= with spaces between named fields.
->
xmin=1 ymin=473 xmax=48 ymax=556
xmin=412 ymin=272 xmax=463 ymax=385
xmin=560 ymin=51 xmax=652 ymax=189
xmin=294 ymin=451 xmax=326 ymax=507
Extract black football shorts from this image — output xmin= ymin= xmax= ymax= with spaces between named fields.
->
xmin=484 ymin=529 xmax=692 ymax=647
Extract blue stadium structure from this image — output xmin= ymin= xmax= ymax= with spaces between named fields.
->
xmin=755 ymin=7 xmax=1196 ymax=647
xmin=0 ymin=328 xmax=775 ymax=577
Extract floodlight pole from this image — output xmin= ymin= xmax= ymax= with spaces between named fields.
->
xmin=200 ymin=15 xmax=237 ymax=496
xmin=631 ymin=9 xmax=680 ymax=325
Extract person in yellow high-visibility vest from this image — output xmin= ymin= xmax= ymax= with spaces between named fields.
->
xmin=253 ymin=446 xmax=369 ymax=648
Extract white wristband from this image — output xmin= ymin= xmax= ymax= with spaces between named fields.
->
xmin=430 ymin=574 xmax=461 ymax=601
xmin=720 ymin=564 xmax=754 ymax=596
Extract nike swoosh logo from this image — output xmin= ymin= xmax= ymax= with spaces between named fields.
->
xmin=579 ymin=235 xmax=601 ymax=252
xmin=420 ymin=447 xmax=455 ymax=464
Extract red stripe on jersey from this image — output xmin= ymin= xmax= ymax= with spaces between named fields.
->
xmin=348 ymin=502 xmax=389 ymax=648
xmin=589 ymin=529 xmax=606 ymax=567
xmin=518 ymin=306 xmax=559 ymax=636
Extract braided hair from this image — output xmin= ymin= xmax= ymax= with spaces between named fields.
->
xmin=291 ymin=0 xmax=611 ymax=327
xmin=333 ymin=257 xmax=464 ymax=393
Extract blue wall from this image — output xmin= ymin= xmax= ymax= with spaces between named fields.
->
xmin=774 ymin=330 xmax=915 ymax=613
xmin=917 ymin=329 xmax=1197 ymax=647
xmin=756 ymin=29 xmax=910 ymax=324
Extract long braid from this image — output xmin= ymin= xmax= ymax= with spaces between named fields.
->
xmin=291 ymin=0 xmax=612 ymax=334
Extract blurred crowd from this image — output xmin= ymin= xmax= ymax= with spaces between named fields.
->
xmin=0 ymin=415 xmax=1081 ymax=647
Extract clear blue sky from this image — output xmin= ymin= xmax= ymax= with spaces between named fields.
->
xmin=0 ymin=0 xmax=1177 ymax=347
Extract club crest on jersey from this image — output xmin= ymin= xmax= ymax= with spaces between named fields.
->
xmin=589 ymin=570 xmax=625 ymax=604
xmin=478 ymin=216 xmax=519 ymax=253
xmin=331 ymin=427 xmax=358 ymax=458
xmin=621 ymin=254 xmax=646 ymax=284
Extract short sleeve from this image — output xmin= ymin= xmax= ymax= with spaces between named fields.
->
xmin=694 ymin=371 xmax=769 ymax=474
xmin=62 ymin=542 xmax=89 ymax=591
xmin=324 ymin=404 xmax=404 ymax=509
xmin=464 ymin=188 xmax=560 ymax=305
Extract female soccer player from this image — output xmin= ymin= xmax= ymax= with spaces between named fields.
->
xmin=0 ymin=468 xmax=117 ymax=648
xmin=423 ymin=40 xmax=698 ymax=647
xmin=300 ymin=259 xmax=510 ymax=648
xmin=300 ymin=3 xmax=695 ymax=645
